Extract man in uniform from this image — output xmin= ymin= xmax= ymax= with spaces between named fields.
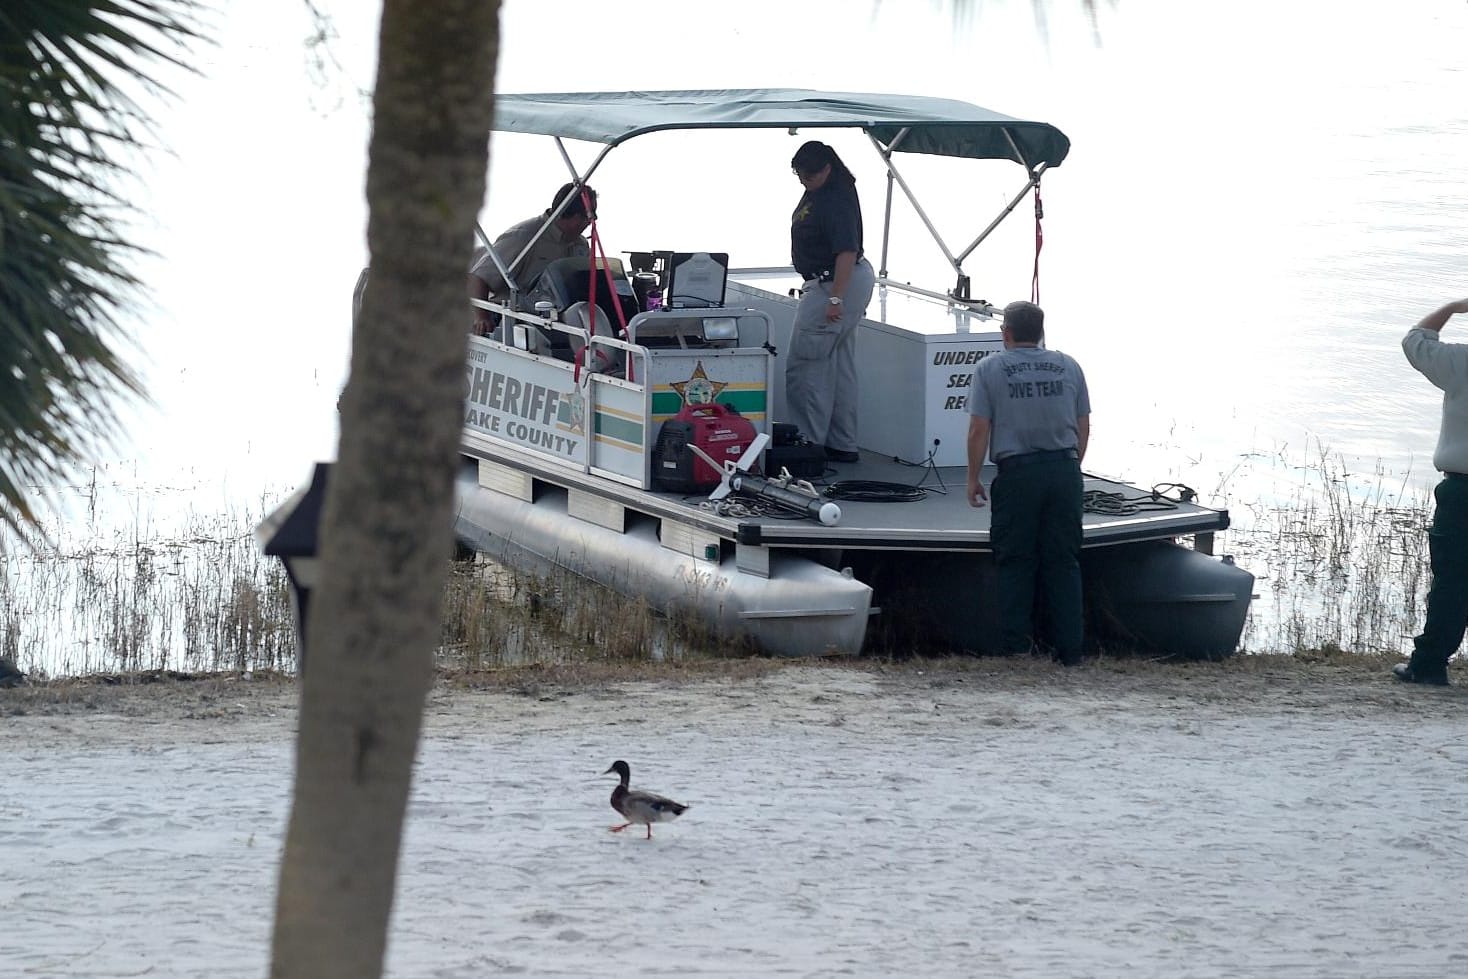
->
xmin=1396 ymin=297 xmax=1468 ymax=686
xmin=467 ymin=182 xmax=597 ymax=334
xmin=965 ymin=301 xmax=1091 ymax=665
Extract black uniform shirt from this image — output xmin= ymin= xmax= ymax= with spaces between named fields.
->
xmin=790 ymin=179 xmax=863 ymax=281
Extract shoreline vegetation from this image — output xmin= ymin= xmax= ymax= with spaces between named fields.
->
xmin=0 ymin=445 xmax=1440 ymax=681
xmin=0 ymin=647 xmax=1454 ymax=721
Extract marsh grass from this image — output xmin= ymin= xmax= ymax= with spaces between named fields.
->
xmin=437 ymin=555 xmax=755 ymax=673
xmin=1224 ymin=443 xmax=1431 ymax=657
xmin=1 ymin=440 xmax=1449 ymax=680
xmin=1 ymin=503 xmax=296 ymax=680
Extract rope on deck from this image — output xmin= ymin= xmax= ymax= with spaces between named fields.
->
xmin=696 ymin=497 xmax=809 ymax=520
xmin=1082 ymin=482 xmax=1195 ymax=516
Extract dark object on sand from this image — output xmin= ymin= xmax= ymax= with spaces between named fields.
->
xmin=0 ymin=655 xmax=25 ymax=688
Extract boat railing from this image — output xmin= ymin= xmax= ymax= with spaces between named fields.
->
xmin=464 ymin=318 xmax=648 ymax=489
xmin=464 ymin=298 xmax=775 ymax=490
xmin=473 ymin=297 xmax=649 ymax=380
xmin=471 ymin=297 xmax=556 ymax=344
xmin=583 ymin=330 xmax=648 ymax=384
xmin=729 ymin=265 xmax=1001 ymax=315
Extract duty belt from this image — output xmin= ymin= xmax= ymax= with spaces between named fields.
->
xmin=996 ymin=448 xmax=1079 ymax=473
xmin=800 ymin=257 xmax=869 ymax=284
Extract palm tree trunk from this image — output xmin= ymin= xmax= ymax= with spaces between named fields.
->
xmin=269 ymin=2 xmax=499 ymax=977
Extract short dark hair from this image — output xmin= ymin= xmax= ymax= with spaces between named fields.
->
xmin=549 ymin=182 xmax=597 ymax=219
xmin=1003 ymin=301 xmax=1045 ymax=343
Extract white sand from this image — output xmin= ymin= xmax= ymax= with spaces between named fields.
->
xmin=4 ymin=662 xmax=1466 ymax=978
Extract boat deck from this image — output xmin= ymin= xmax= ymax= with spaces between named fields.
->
xmin=460 ymin=445 xmax=1228 ymax=553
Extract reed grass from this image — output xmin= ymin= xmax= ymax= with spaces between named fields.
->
xmin=437 ymin=554 xmax=754 ymax=673
xmin=1 ymin=498 xmax=296 ymax=680
xmin=0 ymin=440 xmax=1448 ymax=681
xmin=1223 ymin=442 xmax=1431 ymax=657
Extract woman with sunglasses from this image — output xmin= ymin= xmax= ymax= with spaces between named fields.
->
xmin=786 ymin=141 xmax=874 ymax=464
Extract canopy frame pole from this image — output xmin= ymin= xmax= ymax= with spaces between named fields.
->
xmin=471 ymin=221 xmax=514 ymax=295
xmin=955 ymin=129 xmax=1047 ymax=264
xmin=1003 ymin=127 xmax=1034 ymax=171
xmin=491 ymin=137 xmax=616 ymax=307
xmin=955 ymin=165 xmax=1047 ymax=265
xmin=864 ymin=131 xmax=967 ymax=297
xmin=875 ymin=127 xmax=911 ymax=280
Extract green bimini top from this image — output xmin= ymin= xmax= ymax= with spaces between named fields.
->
xmin=491 ymin=89 xmax=1069 ymax=169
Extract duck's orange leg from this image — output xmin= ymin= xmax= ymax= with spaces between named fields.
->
xmin=610 ymin=822 xmax=632 ymax=833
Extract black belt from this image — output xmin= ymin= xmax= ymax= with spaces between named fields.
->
xmin=800 ymin=256 xmax=869 ymax=284
xmin=996 ymin=448 xmax=1078 ymax=473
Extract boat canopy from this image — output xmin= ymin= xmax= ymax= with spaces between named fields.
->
xmin=492 ymin=89 xmax=1070 ymax=169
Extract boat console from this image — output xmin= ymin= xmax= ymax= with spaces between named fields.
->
xmin=467 ymin=250 xmax=773 ymax=492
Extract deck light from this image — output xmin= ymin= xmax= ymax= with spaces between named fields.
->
xmin=701 ymin=317 xmax=738 ymax=343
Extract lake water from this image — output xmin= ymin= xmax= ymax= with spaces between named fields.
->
xmin=9 ymin=0 xmax=1468 ymax=670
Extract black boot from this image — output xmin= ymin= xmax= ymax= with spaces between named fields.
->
xmin=1392 ymin=661 xmax=1450 ymax=686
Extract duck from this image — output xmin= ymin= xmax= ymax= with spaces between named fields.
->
xmin=602 ymin=760 xmax=689 ymax=839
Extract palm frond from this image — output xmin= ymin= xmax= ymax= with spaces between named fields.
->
xmin=0 ymin=0 xmax=204 ymax=534
xmin=897 ymin=0 xmax=1114 ymax=45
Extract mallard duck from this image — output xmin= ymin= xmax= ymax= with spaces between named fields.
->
xmin=603 ymin=760 xmax=689 ymax=839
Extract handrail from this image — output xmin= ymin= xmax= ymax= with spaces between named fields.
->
xmin=585 ymin=332 xmax=647 ymax=385
xmin=872 ymin=277 xmax=1000 ymax=314
xmin=478 ymin=298 xmax=650 ymax=383
xmin=726 ymin=267 xmax=1000 ymax=315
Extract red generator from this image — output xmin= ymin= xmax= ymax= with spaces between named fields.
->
xmin=652 ymin=403 xmax=759 ymax=494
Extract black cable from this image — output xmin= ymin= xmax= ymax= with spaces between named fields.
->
xmin=891 ymin=443 xmax=949 ymax=495
xmin=1082 ymin=488 xmax=1182 ymax=516
xmin=1150 ymin=482 xmax=1198 ymax=504
xmin=825 ymin=480 xmax=928 ymax=503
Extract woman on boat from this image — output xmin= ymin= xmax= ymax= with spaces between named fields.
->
xmin=786 ymin=141 xmax=875 ymax=463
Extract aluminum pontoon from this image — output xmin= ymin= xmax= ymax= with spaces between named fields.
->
xmin=451 ymin=89 xmax=1254 ymax=658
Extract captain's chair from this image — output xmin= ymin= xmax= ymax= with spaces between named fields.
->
xmin=563 ymin=302 xmax=626 ymax=377
xmin=526 ymin=256 xmax=637 ymax=366
xmin=532 ymin=258 xmax=638 ymax=321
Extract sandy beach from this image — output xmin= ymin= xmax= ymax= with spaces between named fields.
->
xmin=4 ymin=657 xmax=1466 ymax=978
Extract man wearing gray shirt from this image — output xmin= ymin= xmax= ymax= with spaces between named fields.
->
xmin=966 ymin=301 xmax=1091 ymax=665
xmin=467 ymin=183 xmax=596 ymax=334
xmin=1397 ymin=297 xmax=1468 ymax=685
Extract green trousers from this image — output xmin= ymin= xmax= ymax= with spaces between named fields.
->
xmin=991 ymin=456 xmax=1084 ymax=657
xmin=1412 ymin=474 xmax=1468 ymax=673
